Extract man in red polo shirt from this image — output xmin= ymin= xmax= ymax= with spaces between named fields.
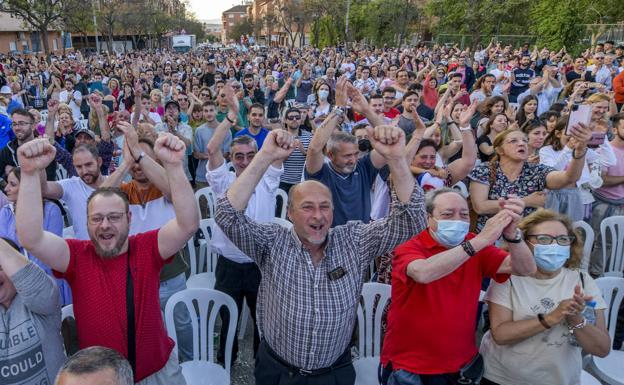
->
xmin=14 ymin=134 xmax=199 ymax=384
xmin=380 ymin=188 xmax=536 ymax=385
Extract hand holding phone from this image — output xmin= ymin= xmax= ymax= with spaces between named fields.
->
xmin=566 ymin=104 xmax=592 ymax=136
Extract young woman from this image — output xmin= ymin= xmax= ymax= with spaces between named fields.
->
xmin=477 ymin=96 xmax=508 ymax=136
xmin=516 ymin=95 xmax=539 ymax=128
xmin=523 ymin=120 xmax=548 ymax=163
xmin=118 ymin=82 xmax=134 ymax=112
xmin=477 ymin=113 xmax=509 ymax=163
xmin=480 ymin=209 xmax=610 ymax=385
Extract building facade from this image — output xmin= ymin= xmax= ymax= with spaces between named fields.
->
xmin=0 ymin=12 xmax=69 ymax=55
xmin=222 ymin=4 xmax=251 ymax=44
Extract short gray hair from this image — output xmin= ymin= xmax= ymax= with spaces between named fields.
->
xmin=424 ymin=187 xmax=465 ymax=214
xmin=230 ymin=134 xmax=258 ymax=151
xmin=55 ymin=346 xmax=133 ymax=385
xmin=327 ymin=131 xmax=357 ymax=153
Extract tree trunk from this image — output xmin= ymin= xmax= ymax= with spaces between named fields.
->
xmin=40 ymin=27 xmax=51 ymax=62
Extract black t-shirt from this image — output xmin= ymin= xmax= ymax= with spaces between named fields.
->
xmin=565 ymin=71 xmax=595 ymax=83
xmin=201 ymin=72 xmax=215 ymax=87
xmin=510 ymin=67 xmax=536 ymax=99
xmin=476 ymin=135 xmax=494 ymax=163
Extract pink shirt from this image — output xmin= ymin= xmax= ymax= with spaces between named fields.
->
xmin=596 ymin=143 xmax=624 ymax=200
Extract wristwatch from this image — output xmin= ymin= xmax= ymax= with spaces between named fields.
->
xmin=503 ymin=229 xmax=523 ymax=243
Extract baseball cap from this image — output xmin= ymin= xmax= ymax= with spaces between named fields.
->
xmin=0 ymin=86 xmax=11 ymax=94
xmin=165 ymin=100 xmax=181 ymax=111
xmin=74 ymin=128 xmax=96 ymax=140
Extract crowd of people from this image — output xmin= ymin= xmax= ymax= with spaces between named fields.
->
xmin=0 ymin=39 xmax=623 ymax=385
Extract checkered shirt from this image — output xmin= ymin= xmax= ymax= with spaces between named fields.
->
xmin=215 ymin=186 xmax=426 ymax=370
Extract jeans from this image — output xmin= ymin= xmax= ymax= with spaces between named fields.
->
xmin=159 ymin=273 xmax=194 ymax=362
xmin=381 ymin=366 xmax=461 ymax=385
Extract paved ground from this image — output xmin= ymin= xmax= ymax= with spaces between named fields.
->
xmin=230 ymin=320 xmax=255 ymax=385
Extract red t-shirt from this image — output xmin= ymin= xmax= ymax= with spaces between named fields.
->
xmin=384 ymin=108 xmax=401 ymax=119
xmin=381 ymin=230 xmax=509 ymax=374
xmin=54 ymin=230 xmax=174 ymax=382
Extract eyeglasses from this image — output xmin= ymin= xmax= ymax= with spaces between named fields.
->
xmin=528 ymin=234 xmax=576 ymax=246
xmin=88 ymin=212 xmax=127 ymax=225
xmin=504 ymin=138 xmax=529 ymax=145
xmin=12 ymin=121 xmax=33 ymax=127
xmin=177 ymin=98 xmax=188 ymax=101
xmin=286 ymin=115 xmax=301 ymax=120
xmin=200 ymin=93 xmax=211 ymax=97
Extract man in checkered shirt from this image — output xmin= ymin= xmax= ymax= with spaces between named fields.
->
xmin=215 ymin=124 xmax=427 ymax=385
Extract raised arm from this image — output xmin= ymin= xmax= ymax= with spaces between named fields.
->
xmin=273 ymin=76 xmax=294 ymax=104
xmin=131 ymin=81 xmax=143 ymax=128
xmin=15 ymin=139 xmax=70 ymax=272
xmin=447 ymin=100 xmax=478 ymax=185
xmin=89 ymin=94 xmax=111 ymax=142
xmin=226 ymin=130 xmax=296 ymax=211
xmin=45 ymin=99 xmax=59 ymax=144
xmin=546 ymin=123 xmax=592 ymax=189
xmin=207 ymin=83 xmax=238 ymax=171
xmin=154 ymin=133 xmax=199 ymax=259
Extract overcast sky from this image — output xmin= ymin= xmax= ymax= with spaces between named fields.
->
xmin=189 ymin=0 xmax=239 ymax=21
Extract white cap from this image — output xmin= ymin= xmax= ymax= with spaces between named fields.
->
xmin=0 ymin=86 xmax=11 ymax=94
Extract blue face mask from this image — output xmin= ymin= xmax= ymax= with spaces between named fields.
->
xmin=318 ymin=90 xmax=329 ymax=100
xmin=533 ymin=244 xmax=570 ymax=272
xmin=433 ymin=219 xmax=469 ymax=247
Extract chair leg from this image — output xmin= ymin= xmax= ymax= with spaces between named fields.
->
xmin=239 ymin=299 xmax=250 ymax=339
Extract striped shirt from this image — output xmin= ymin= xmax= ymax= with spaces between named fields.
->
xmin=215 ymin=186 xmax=427 ymax=370
xmin=281 ymin=129 xmax=312 ymax=185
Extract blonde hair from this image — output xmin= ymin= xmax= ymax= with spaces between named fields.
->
xmin=585 ymin=92 xmax=610 ymax=104
xmin=517 ymin=209 xmax=583 ymax=269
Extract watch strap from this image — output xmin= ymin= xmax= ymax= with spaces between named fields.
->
xmin=461 ymin=240 xmax=476 ymax=257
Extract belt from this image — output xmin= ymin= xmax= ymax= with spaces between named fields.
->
xmin=263 ymin=341 xmax=352 ymax=377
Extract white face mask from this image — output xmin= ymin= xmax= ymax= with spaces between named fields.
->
xmin=318 ymin=90 xmax=329 ymax=100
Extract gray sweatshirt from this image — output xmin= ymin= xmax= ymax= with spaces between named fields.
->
xmin=0 ymin=262 xmax=66 ymax=384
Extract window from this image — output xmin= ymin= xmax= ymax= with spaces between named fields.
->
xmin=228 ymin=14 xmax=234 ymax=18
xmin=53 ymin=38 xmax=58 ymax=50
xmin=229 ymin=22 xmax=234 ymax=27
xmin=9 ymin=41 xmax=16 ymax=51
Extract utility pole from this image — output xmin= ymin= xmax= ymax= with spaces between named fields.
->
xmin=345 ymin=0 xmax=350 ymax=45
xmin=92 ymin=0 xmax=100 ymax=53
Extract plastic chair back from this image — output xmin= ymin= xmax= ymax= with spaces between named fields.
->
xmin=165 ymin=288 xmax=238 ymax=373
xmin=273 ymin=217 xmax=293 ymax=229
xmin=199 ymin=218 xmax=218 ymax=274
xmin=356 ymin=282 xmax=391 ymax=357
xmin=275 ymin=188 xmax=288 ymax=219
xmin=595 ymin=277 xmax=624 ymax=343
xmin=573 ymin=220 xmax=595 ymax=272
xmin=195 ymin=187 xmax=217 ymax=219
xmin=61 ymin=304 xmax=74 ymax=322
xmin=601 ymin=216 xmax=624 ymax=277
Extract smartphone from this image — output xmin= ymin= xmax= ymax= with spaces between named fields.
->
xmin=566 ymin=104 xmax=592 ymax=135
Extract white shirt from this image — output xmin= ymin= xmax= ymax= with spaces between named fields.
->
xmin=587 ymin=64 xmax=613 ymax=89
xmin=489 ymin=68 xmax=512 ymax=95
xmin=205 ymin=160 xmax=283 ymax=263
xmin=130 ymin=111 xmax=162 ymax=124
xmin=517 ymin=85 xmax=563 ymax=116
xmin=59 ymin=89 xmax=83 ymax=121
xmin=58 ymin=176 xmax=101 ymax=240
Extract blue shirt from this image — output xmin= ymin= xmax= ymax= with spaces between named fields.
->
xmin=304 ymin=154 xmax=379 ymax=227
xmin=234 ymin=127 xmax=270 ymax=149
xmin=0 ymin=114 xmax=14 ymax=149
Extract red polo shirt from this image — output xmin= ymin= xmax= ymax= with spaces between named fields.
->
xmin=54 ymin=229 xmax=174 ymax=382
xmin=381 ymin=230 xmax=509 ymax=374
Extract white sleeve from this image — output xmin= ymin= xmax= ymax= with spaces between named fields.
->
xmin=259 ymin=164 xmax=284 ymax=194
xmin=594 ymin=140 xmax=617 ymax=168
xmin=205 ymin=160 xmax=234 ymax=196
xmin=539 ymin=146 xmax=572 ymax=170
xmin=484 ymin=277 xmax=513 ymax=310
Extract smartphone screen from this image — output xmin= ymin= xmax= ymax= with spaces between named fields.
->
xmin=566 ymin=104 xmax=592 ymax=135
xmin=587 ymin=132 xmax=606 ymax=147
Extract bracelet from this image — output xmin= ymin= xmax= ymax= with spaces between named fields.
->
xmin=225 ymin=115 xmax=235 ymax=124
xmin=572 ymin=148 xmax=587 ymax=159
xmin=538 ymin=313 xmax=551 ymax=329
xmin=461 ymin=240 xmax=476 ymax=257
xmin=459 ymin=125 xmax=472 ymax=132
xmin=568 ymin=318 xmax=587 ymax=334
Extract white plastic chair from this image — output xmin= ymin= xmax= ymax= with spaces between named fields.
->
xmin=354 ymin=283 xmax=391 ymax=385
xmin=273 ymin=217 xmax=293 ymax=229
xmin=165 ymin=288 xmax=237 ymax=385
xmin=56 ymin=164 xmax=69 ymax=181
xmin=573 ymin=221 xmax=595 ymax=272
xmin=187 ymin=219 xmax=219 ymax=289
xmin=452 ymin=181 xmax=469 ymax=198
xmin=195 ymin=187 xmax=217 ymax=219
xmin=581 ymin=370 xmax=602 ymax=385
xmin=62 ymin=226 xmax=75 ymax=239
xmin=588 ymin=277 xmax=624 ymax=385
xmin=275 ymin=188 xmax=288 ymax=219
xmin=601 ymin=216 xmax=624 ymax=277
xmin=40 ymin=109 xmax=48 ymax=123
xmin=61 ymin=304 xmax=74 ymax=322
xmin=79 ymin=119 xmax=89 ymax=130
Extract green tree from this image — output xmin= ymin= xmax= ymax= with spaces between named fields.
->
xmin=0 ymin=0 xmax=70 ymax=58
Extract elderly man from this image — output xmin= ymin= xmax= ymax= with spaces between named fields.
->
xmin=216 ymin=124 xmax=427 ymax=385
xmin=380 ymin=188 xmax=536 ymax=385
xmin=15 ymin=133 xmax=198 ymax=384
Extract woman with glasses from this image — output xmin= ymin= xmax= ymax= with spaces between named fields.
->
xmin=0 ymin=167 xmax=71 ymax=304
xmin=480 ymin=209 xmax=610 ymax=385
xmin=470 ymin=125 xmax=592 ymax=231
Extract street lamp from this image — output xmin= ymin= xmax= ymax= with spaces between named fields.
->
xmin=92 ymin=0 xmax=100 ymax=53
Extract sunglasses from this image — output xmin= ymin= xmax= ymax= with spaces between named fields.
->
xmin=286 ymin=115 xmax=301 ymax=120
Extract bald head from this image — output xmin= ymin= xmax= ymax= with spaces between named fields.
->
xmin=288 ymin=180 xmax=332 ymax=210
